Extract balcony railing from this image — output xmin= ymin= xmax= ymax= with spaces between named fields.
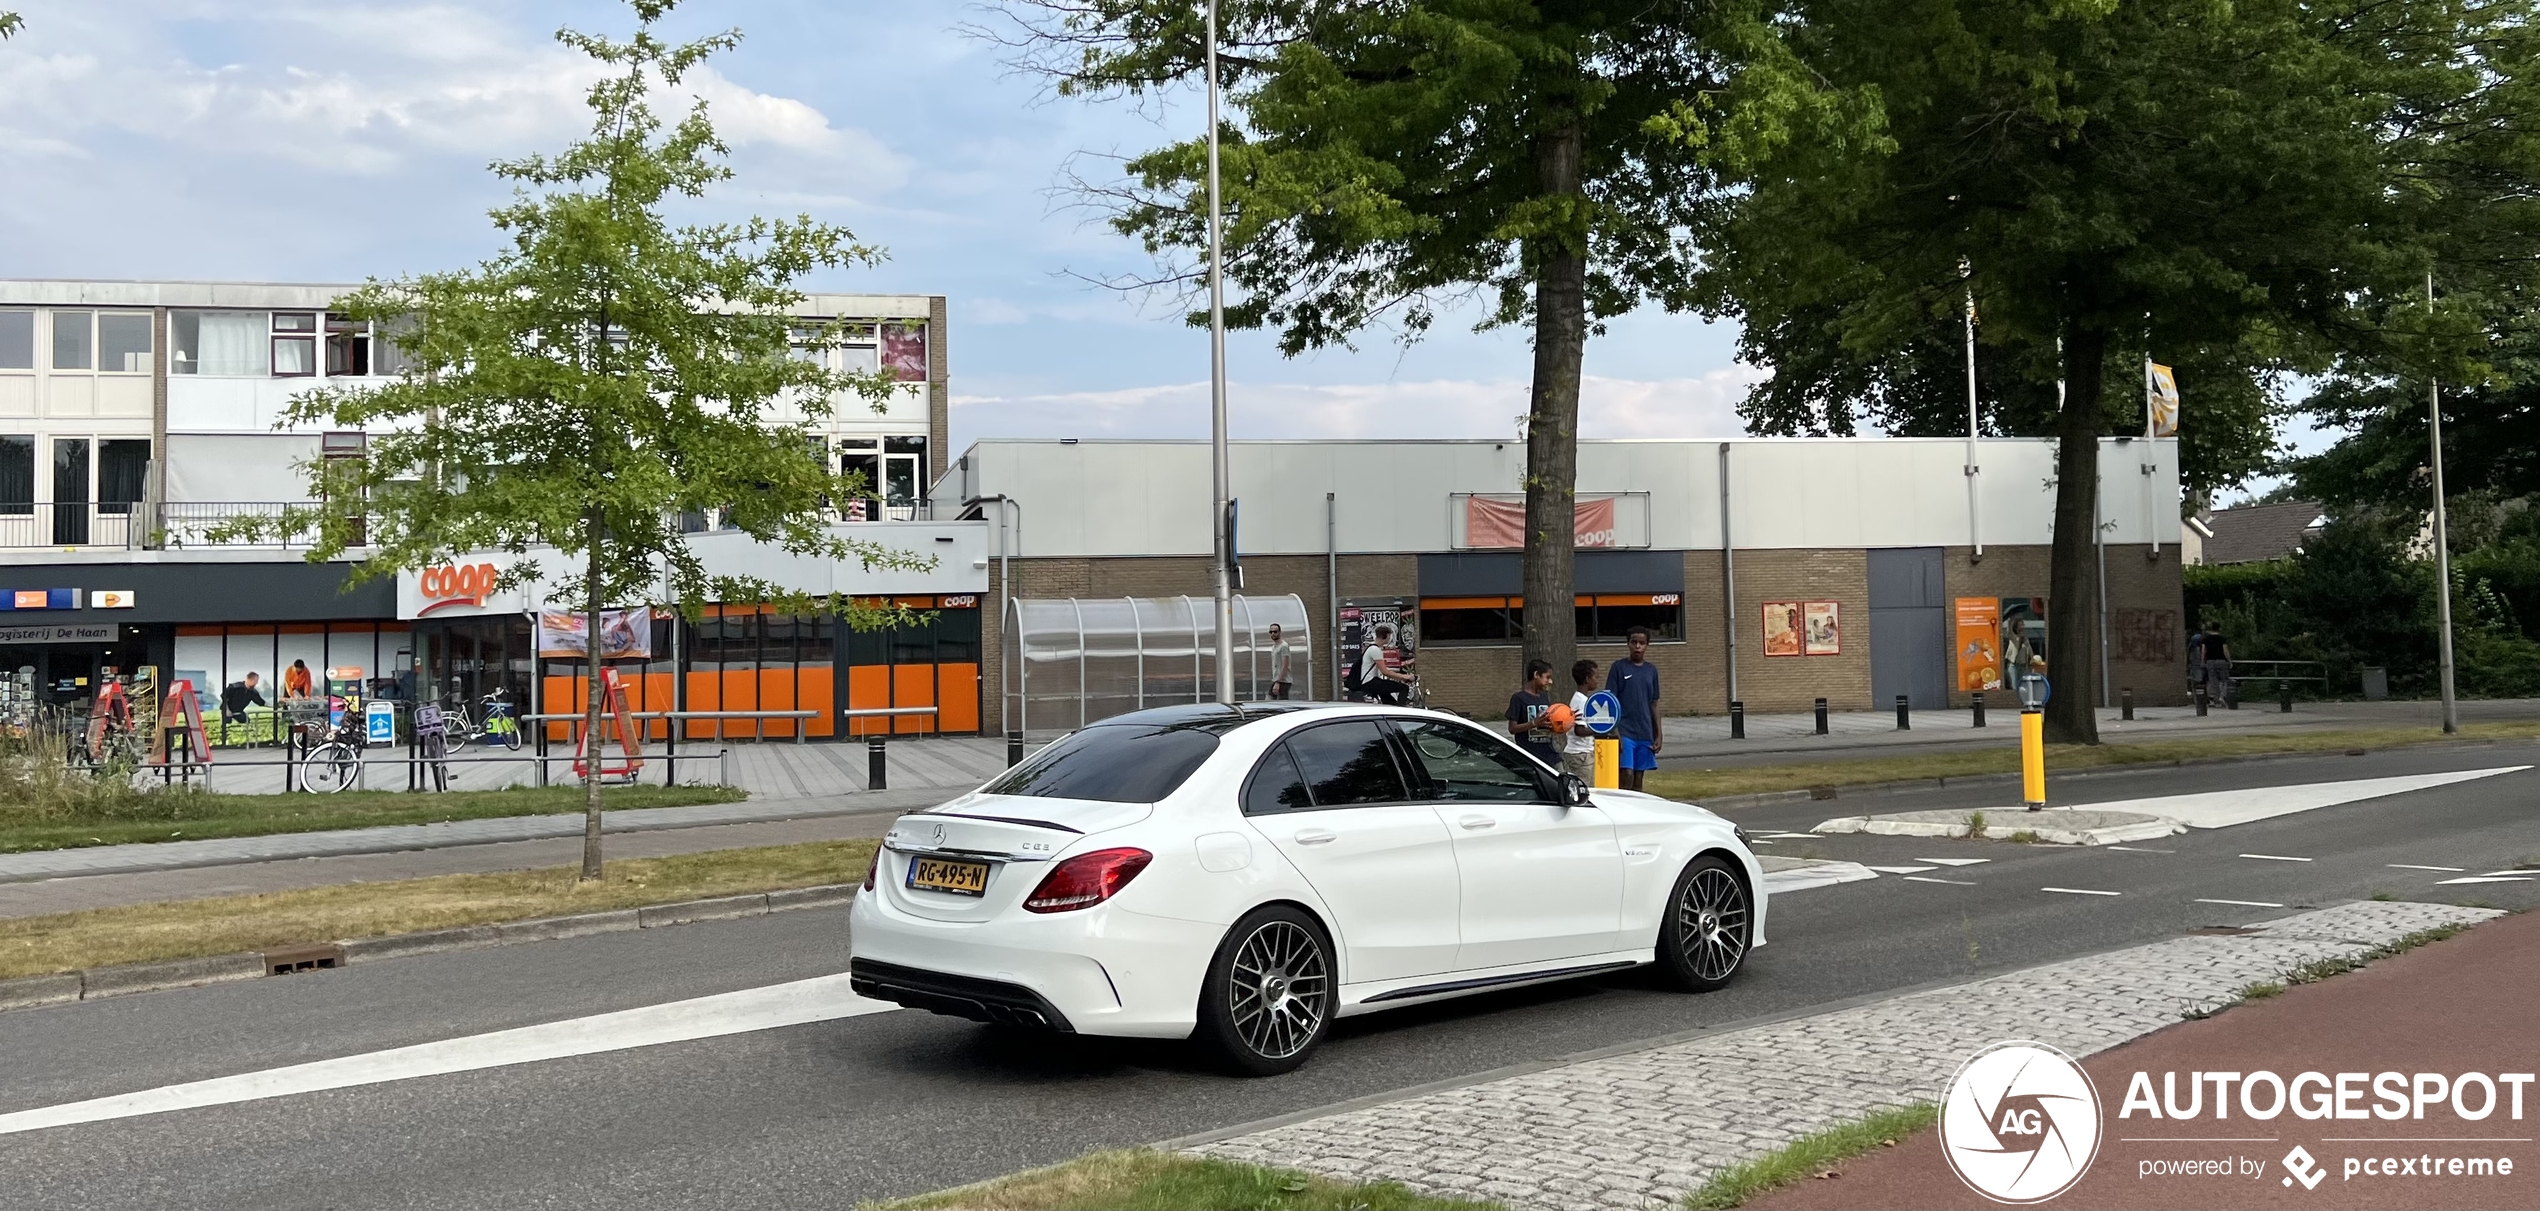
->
xmin=0 ymin=503 xmax=145 ymax=550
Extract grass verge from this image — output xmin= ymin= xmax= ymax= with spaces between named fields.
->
xmin=2180 ymin=921 xmax=2477 ymax=1021
xmin=873 ymin=1149 xmax=1501 ymax=1211
xmin=1643 ymin=720 xmax=2540 ymax=803
xmin=0 ymin=837 xmax=873 ymax=980
xmin=0 ymin=783 xmax=749 ymax=854
xmin=1682 ymin=1104 xmax=1939 ymax=1210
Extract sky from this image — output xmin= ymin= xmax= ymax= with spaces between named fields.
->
xmin=0 ymin=0 xmax=2304 ymax=497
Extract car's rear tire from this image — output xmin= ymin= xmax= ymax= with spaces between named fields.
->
xmin=1196 ymin=904 xmax=1334 ymax=1076
xmin=1655 ymin=854 xmax=1751 ymax=992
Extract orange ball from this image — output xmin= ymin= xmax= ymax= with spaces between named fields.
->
xmin=1543 ymin=703 xmax=1576 ymax=734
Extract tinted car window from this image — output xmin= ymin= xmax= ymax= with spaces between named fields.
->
xmin=1242 ymin=743 xmax=1314 ymax=816
xmin=980 ymin=723 xmax=1219 ymax=803
xmin=1285 ymin=721 xmax=1410 ymax=807
xmin=1395 ymin=720 xmax=1551 ymax=802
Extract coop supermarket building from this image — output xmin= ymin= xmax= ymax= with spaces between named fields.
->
xmin=951 ymin=436 xmax=2191 ymax=732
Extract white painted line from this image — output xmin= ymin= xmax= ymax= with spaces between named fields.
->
xmin=2195 ymin=899 xmax=2285 ymax=908
xmin=1864 ymin=865 xmax=1935 ymax=874
xmin=2437 ymin=876 xmax=2534 ymax=885
xmin=1916 ymin=857 xmax=1990 ymax=867
xmin=2063 ymin=766 xmax=2529 ymax=830
xmin=2042 ymin=887 xmax=2122 ymax=896
xmin=1903 ymin=876 xmax=1976 ymax=886
xmin=2389 ymin=864 xmax=2467 ymax=872
xmin=2238 ymin=854 xmax=2313 ymax=863
xmin=0 ymin=973 xmax=895 ymax=1138
xmin=1758 ymin=832 xmax=1819 ymax=840
xmin=2107 ymin=846 xmax=2174 ymax=854
xmin=2482 ymin=869 xmax=2540 ymax=877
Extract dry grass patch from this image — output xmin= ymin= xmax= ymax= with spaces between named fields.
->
xmin=875 ymin=1149 xmax=1499 ymax=1211
xmin=0 ymin=837 xmax=874 ymax=980
xmin=1644 ymin=721 xmax=2540 ymax=804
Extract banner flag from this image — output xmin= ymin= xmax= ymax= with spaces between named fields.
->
xmin=2146 ymin=360 xmax=2180 ymax=438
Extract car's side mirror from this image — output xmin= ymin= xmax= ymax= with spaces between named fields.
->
xmin=1559 ymin=773 xmax=1594 ymax=807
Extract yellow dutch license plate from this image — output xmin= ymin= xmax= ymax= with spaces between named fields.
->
xmin=906 ymin=856 xmax=992 ymax=897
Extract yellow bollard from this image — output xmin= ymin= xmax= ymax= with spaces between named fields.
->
xmin=2020 ymin=707 xmax=2046 ymax=809
xmin=1593 ymin=736 xmax=1619 ymax=789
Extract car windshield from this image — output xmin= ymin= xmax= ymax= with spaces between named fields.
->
xmin=979 ymin=723 xmax=1222 ymax=803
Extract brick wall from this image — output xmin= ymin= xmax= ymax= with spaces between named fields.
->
xmin=1729 ymin=549 xmax=1874 ymax=712
xmin=1938 ymin=543 xmax=2187 ymax=708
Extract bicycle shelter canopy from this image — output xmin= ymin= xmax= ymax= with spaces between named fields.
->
xmin=1006 ymin=595 xmax=1312 ymax=735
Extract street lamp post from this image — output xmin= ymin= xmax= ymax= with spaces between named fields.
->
xmin=2429 ymin=273 xmax=2458 ymax=733
xmin=1204 ymin=0 xmax=1235 ymax=705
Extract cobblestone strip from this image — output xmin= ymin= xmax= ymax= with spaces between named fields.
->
xmin=1191 ymin=901 xmax=2500 ymax=1210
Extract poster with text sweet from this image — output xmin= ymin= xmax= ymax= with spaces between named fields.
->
xmin=1762 ymin=601 xmax=1803 ymax=657
xmin=1803 ymin=601 xmax=1841 ymax=655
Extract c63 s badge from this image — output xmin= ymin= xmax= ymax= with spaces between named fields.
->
xmin=1941 ymin=1040 xmax=2104 ymax=1204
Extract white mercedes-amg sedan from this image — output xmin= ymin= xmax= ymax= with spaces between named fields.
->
xmin=849 ymin=702 xmax=1765 ymax=1075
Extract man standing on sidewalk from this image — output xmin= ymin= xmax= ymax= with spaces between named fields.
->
xmin=1564 ymin=659 xmax=1601 ymax=783
xmin=2194 ymin=620 xmax=2233 ymax=708
xmin=1610 ymin=627 xmax=1662 ymax=792
xmin=1507 ymin=659 xmax=1561 ymax=769
xmin=1267 ymin=623 xmax=1294 ymax=700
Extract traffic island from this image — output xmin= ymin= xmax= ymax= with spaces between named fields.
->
xmin=1810 ymin=808 xmax=2185 ymax=846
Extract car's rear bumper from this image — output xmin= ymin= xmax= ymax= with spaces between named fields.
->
xmin=849 ymin=891 xmax=1220 ymax=1039
xmin=849 ymin=958 xmax=1077 ymax=1031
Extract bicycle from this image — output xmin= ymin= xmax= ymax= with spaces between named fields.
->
xmin=478 ymin=690 xmax=521 ymax=751
xmin=294 ymin=702 xmax=368 ymax=794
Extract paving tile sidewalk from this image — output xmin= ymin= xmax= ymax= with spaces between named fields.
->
xmin=1188 ymin=901 xmax=2500 ymax=1211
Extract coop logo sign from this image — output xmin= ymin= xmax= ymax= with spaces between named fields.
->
xmin=1941 ymin=1041 xmax=2104 ymax=1204
xmin=416 ymin=562 xmax=502 ymax=615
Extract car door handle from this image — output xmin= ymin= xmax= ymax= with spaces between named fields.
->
xmin=1457 ymin=815 xmax=1497 ymax=830
xmin=1293 ymin=828 xmax=1337 ymax=845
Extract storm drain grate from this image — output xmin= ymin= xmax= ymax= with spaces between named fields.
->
xmin=265 ymin=943 xmax=346 ymax=975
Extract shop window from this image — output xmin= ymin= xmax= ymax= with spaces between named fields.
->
xmin=272 ymin=313 xmax=317 ymax=377
xmin=1425 ymin=606 xmax=1520 ymax=644
xmin=97 ymin=314 xmax=152 ymax=374
xmin=1584 ymin=600 xmax=1685 ymax=643
xmin=0 ymin=436 xmax=31 ymax=516
xmin=99 ymin=440 xmax=149 ymax=516
xmin=51 ymin=311 xmax=91 ymax=371
xmin=0 ymin=312 xmax=30 ymax=370
xmin=935 ymin=607 xmax=979 ymax=662
xmin=171 ymin=310 xmax=271 ymax=376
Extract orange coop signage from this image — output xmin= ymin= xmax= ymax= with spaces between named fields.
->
xmin=417 ymin=562 xmax=501 ymax=615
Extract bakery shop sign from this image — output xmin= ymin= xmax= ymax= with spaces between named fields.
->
xmin=416 ymin=562 xmax=502 ymax=615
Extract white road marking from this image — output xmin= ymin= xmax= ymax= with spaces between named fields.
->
xmin=2389 ymin=864 xmax=2467 ymax=872
xmin=2483 ymin=869 xmax=2540 ymax=877
xmin=1757 ymin=832 xmax=1819 ymax=840
xmin=2042 ymin=887 xmax=2122 ymax=896
xmin=0 ymin=973 xmax=896 ymax=1138
xmin=2195 ymin=899 xmax=2285 ymax=908
xmin=2107 ymin=846 xmax=2174 ymax=854
xmin=2437 ymin=875 xmax=2534 ymax=885
xmin=2058 ymin=766 xmax=2529 ymax=830
xmin=1864 ymin=865 xmax=1935 ymax=874
xmin=1916 ymin=857 xmax=1990 ymax=867
xmin=1902 ymin=876 xmax=1976 ymax=886
xmin=2238 ymin=854 xmax=2313 ymax=863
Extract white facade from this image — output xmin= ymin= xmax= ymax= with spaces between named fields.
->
xmin=941 ymin=436 xmax=2183 ymax=556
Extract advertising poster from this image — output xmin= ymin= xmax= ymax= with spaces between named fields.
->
xmin=1999 ymin=596 xmax=2049 ymax=683
xmin=1803 ymin=601 xmax=1841 ymax=655
xmin=881 ymin=323 xmax=927 ymax=381
xmin=1337 ymin=597 xmax=1416 ymax=689
xmin=1762 ymin=601 xmax=1803 ymax=657
xmin=1462 ymin=496 xmax=1620 ymax=549
xmin=1956 ymin=596 xmax=2004 ymax=690
xmin=536 ymin=607 xmax=656 ymax=661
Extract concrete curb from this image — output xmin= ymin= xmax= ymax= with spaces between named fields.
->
xmin=0 ymin=881 xmax=859 ymax=1013
xmin=1811 ymin=812 xmax=2188 ymax=846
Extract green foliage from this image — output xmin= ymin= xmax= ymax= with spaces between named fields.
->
xmin=1681 ymin=1103 xmax=1939 ymax=1209
xmin=254 ymin=0 xmax=932 ymax=629
xmin=0 ymin=12 xmax=21 ymax=39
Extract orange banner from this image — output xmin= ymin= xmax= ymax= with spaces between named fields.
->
xmin=1464 ymin=496 xmax=1619 ymax=548
xmin=1956 ymin=597 xmax=2003 ymax=691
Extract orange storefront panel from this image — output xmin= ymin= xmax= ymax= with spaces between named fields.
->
xmin=935 ymin=663 xmax=980 ymax=733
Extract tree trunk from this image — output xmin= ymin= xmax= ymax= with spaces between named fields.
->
xmin=2045 ymin=325 xmax=2106 ymax=745
xmin=1521 ymin=117 xmax=1586 ymax=681
xmin=580 ymin=524 xmax=606 ymax=880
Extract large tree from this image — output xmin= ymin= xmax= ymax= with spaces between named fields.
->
xmin=262 ymin=0 xmax=929 ymax=876
xmin=996 ymin=0 xmax=1858 ymax=680
xmin=1701 ymin=0 xmax=2534 ymax=741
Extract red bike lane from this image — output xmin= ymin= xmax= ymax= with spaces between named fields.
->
xmin=1750 ymin=907 xmax=2540 ymax=1210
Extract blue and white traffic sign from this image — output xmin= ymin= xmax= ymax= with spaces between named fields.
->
xmin=365 ymin=699 xmax=397 ymax=745
xmin=1580 ymin=690 xmax=1621 ymax=735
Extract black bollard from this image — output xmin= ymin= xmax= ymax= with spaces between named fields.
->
xmin=2279 ymin=678 xmax=2294 ymax=713
xmin=2121 ymin=687 xmax=2135 ymax=721
xmin=1006 ymin=728 xmax=1024 ymax=768
xmin=1971 ymin=691 xmax=1986 ymax=729
xmin=1729 ymin=700 xmax=1745 ymax=740
xmin=2195 ymin=689 xmax=2209 ymax=717
xmin=867 ymin=735 xmax=887 ymax=791
xmin=1814 ymin=697 xmax=1829 ymax=735
xmin=1896 ymin=694 xmax=1911 ymax=730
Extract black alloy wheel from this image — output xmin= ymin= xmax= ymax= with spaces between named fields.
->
xmin=1198 ymin=904 xmax=1334 ymax=1076
xmin=1656 ymin=854 xmax=1751 ymax=992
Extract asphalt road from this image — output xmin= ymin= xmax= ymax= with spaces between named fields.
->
xmin=2 ymin=744 xmax=2536 ymax=1210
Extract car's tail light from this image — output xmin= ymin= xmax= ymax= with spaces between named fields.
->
xmin=862 ymin=847 xmax=881 ymax=891
xmin=1023 ymin=847 xmax=1153 ymax=913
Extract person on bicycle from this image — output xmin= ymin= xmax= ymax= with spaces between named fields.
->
xmin=1357 ymin=622 xmax=1414 ymax=705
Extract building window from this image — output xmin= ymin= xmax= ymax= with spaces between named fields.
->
xmin=1582 ymin=596 xmax=1685 ymax=643
xmin=172 ymin=311 xmax=271 ymax=376
xmin=97 ymin=313 xmax=152 ymax=374
xmin=272 ymin=313 xmax=317 ymax=377
xmin=325 ymin=314 xmax=370 ymax=376
xmin=0 ymin=313 xmax=32 ymax=370
xmin=0 ymin=436 xmax=32 ymax=516
xmin=1416 ymin=594 xmax=1685 ymax=646
xmin=51 ymin=311 xmax=91 ymax=371
xmin=840 ymin=324 xmax=879 ymax=375
xmin=99 ymin=440 xmax=150 ymax=516
xmin=882 ymin=322 xmax=926 ymax=381
xmin=52 ymin=438 xmax=89 ymax=545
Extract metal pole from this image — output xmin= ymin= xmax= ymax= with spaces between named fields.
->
xmin=2429 ymin=272 xmax=2459 ymax=734
xmin=1964 ymin=271 xmax=1983 ymax=560
xmin=1325 ymin=492 xmax=1337 ymax=702
xmin=1204 ymin=0 xmax=1235 ymax=706
xmin=1719 ymin=443 xmax=1738 ymax=708
xmin=2096 ymin=447 xmax=2111 ymax=709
